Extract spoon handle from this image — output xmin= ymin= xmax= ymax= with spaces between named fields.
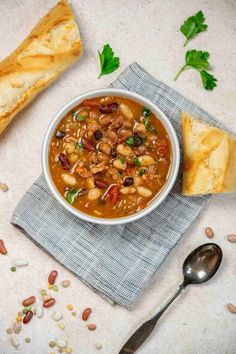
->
xmin=119 ymin=283 xmax=186 ymax=354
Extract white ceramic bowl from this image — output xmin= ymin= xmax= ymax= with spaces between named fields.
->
xmin=42 ymin=88 xmax=180 ymax=225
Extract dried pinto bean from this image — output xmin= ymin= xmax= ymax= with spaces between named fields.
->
xmin=82 ymin=137 xmax=95 ymax=151
xmin=23 ymin=310 xmax=33 ymax=324
xmin=43 ymin=298 xmax=56 ymax=308
xmin=99 ymin=103 xmax=118 ymax=114
xmin=48 ymin=270 xmax=58 ymax=285
xmin=87 ymin=323 xmax=97 ymax=331
xmin=22 ymin=296 xmax=36 ymax=307
xmin=205 ymin=227 xmax=214 ymax=238
xmin=0 ymin=239 xmax=7 ymax=255
xmin=58 ymin=153 xmax=70 ymax=170
xmin=95 ymin=180 xmax=108 ymax=189
xmin=82 ymin=308 xmax=92 ymax=321
xmin=227 ymin=234 xmax=236 ymax=243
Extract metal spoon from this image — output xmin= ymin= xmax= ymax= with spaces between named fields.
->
xmin=119 ymin=243 xmax=223 ymax=354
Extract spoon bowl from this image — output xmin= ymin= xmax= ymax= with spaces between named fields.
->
xmin=183 ymin=243 xmax=223 ymax=286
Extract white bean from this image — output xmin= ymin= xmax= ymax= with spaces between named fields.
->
xmin=120 ymin=186 xmax=136 ymax=195
xmin=12 ymin=259 xmax=28 ymax=267
xmin=117 ymin=144 xmax=132 ymax=157
xmin=138 ymin=155 xmax=154 ymax=167
xmin=119 ymin=103 xmax=133 ymax=119
xmin=36 ymin=306 xmax=44 ymax=319
xmin=134 ymin=176 xmax=142 ymax=187
xmin=88 ymin=188 xmax=102 ymax=201
xmin=11 ymin=336 xmax=20 ymax=348
xmin=137 ymin=186 xmax=152 ymax=197
xmin=56 ymin=338 xmax=68 ymax=349
xmin=64 ymin=142 xmax=75 ymax=154
xmin=13 ymin=322 xmax=22 ymax=334
xmin=113 ymin=158 xmax=127 ymax=170
xmin=135 ymin=123 xmax=146 ymax=133
xmin=52 ymin=311 xmax=63 ymax=321
xmin=61 ymin=173 xmax=77 ymax=186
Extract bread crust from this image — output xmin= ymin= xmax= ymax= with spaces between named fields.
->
xmin=0 ymin=0 xmax=83 ymax=134
xmin=181 ymin=112 xmax=236 ymax=195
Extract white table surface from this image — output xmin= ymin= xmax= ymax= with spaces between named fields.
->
xmin=0 ymin=1 xmax=236 ymax=353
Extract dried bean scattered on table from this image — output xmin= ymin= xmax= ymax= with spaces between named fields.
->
xmin=0 ymin=182 xmax=9 ymax=192
xmin=0 ymin=239 xmax=7 ymax=255
xmin=23 ymin=310 xmax=33 ymax=324
xmin=48 ymin=270 xmax=58 ymax=285
xmin=43 ymin=298 xmax=56 ymax=308
xmin=205 ymin=227 xmax=214 ymax=238
xmin=227 ymin=234 xmax=236 ymax=243
xmin=82 ymin=308 xmax=92 ymax=321
xmin=61 ymin=280 xmax=71 ymax=288
xmin=87 ymin=324 xmax=97 ymax=331
xmin=226 ymin=303 xmax=236 ymax=314
xmin=22 ymin=296 xmax=36 ymax=307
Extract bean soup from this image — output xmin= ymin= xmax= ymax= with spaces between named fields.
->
xmin=49 ymin=96 xmax=171 ymax=218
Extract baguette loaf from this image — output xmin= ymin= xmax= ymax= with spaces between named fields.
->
xmin=182 ymin=112 xmax=236 ymax=195
xmin=0 ymin=0 xmax=83 ymax=134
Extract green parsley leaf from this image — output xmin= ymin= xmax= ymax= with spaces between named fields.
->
xmin=71 ymin=110 xmax=77 ymax=118
xmin=76 ymin=142 xmax=83 ymax=149
xmin=144 ymin=116 xmax=154 ymax=132
xmin=133 ymin=157 xmax=141 ymax=167
xmin=142 ymin=107 xmax=150 ymax=117
xmin=65 ymin=189 xmax=78 ymax=204
xmin=125 ymin=136 xmax=135 ymax=146
xmin=139 ymin=168 xmax=146 ymax=176
xmin=77 ymin=115 xmax=86 ymax=122
xmin=200 ymin=70 xmax=217 ymax=90
xmin=119 ymin=156 xmax=126 ymax=164
xmin=98 ymin=44 xmax=120 ymax=78
xmin=174 ymin=50 xmax=217 ymax=91
xmin=180 ymin=10 xmax=208 ymax=47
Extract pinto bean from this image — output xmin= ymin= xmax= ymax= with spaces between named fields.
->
xmin=99 ymin=103 xmax=118 ymax=114
xmin=58 ymin=153 xmax=70 ymax=170
xmin=99 ymin=142 xmax=111 ymax=155
xmin=106 ymin=130 xmax=117 ymax=143
xmin=99 ymin=115 xmax=112 ymax=126
xmin=119 ymin=128 xmax=133 ymax=139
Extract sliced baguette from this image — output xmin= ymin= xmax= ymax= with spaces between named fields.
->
xmin=0 ymin=0 xmax=83 ymax=134
xmin=181 ymin=112 xmax=236 ymax=195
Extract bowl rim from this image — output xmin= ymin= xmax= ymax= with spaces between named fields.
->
xmin=42 ymin=88 xmax=180 ymax=225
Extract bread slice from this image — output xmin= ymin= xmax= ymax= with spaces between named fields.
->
xmin=0 ymin=0 xmax=83 ymax=134
xmin=182 ymin=112 xmax=236 ymax=195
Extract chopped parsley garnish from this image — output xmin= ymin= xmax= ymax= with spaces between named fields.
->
xmin=144 ymin=116 xmax=155 ymax=132
xmin=139 ymin=168 xmax=146 ymax=176
xmin=125 ymin=136 xmax=135 ymax=146
xmin=65 ymin=189 xmax=78 ymax=204
xmin=119 ymin=156 xmax=126 ymax=164
xmin=76 ymin=142 xmax=83 ymax=149
xmin=133 ymin=157 xmax=141 ymax=167
xmin=77 ymin=115 xmax=86 ymax=122
xmin=71 ymin=110 xmax=77 ymax=118
xmin=142 ymin=107 xmax=150 ymax=117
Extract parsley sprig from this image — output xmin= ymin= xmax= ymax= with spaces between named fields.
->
xmin=174 ymin=50 xmax=217 ymax=90
xmin=180 ymin=10 xmax=208 ymax=47
xmin=98 ymin=44 xmax=120 ymax=78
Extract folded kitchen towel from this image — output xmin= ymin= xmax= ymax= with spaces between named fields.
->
xmin=11 ymin=62 xmax=232 ymax=308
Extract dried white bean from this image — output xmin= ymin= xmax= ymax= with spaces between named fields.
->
xmin=36 ymin=306 xmax=44 ymax=319
xmin=64 ymin=142 xmax=75 ymax=154
xmin=137 ymin=186 xmax=152 ymax=198
xmin=117 ymin=144 xmax=132 ymax=157
xmin=62 ymin=280 xmax=71 ymax=288
xmin=138 ymin=155 xmax=154 ymax=167
xmin=88 ymin=188 xmax=102 ymax=201
xmin=13 ymin=322 xmax=21 ymax=334
xmin=52 ymin=311 xmax=63 ymax=321
xmin=11 ymin=336 xmax=20 ymax=348
xmin=119 ymin=103 xmax=133 ymax=119
xmin=94 ymin=343 xmax=103 ymax=350
xmin=56 ymin=338 xmax=68 ymax=349
xmin=61 ymin=173 xmax=77 ymax=186
xmin=12 ymin=259 xmax=28 ymax=267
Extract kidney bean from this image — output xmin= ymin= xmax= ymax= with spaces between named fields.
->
xmin=133 ymin=132 xmax=143 ymax=147
xmin=99 ymin=103 xmax=118 ymax=114
xmin=94 ymin=130 xmax=103 ymax=140
xmin=55 ymin=130 xmax=65 ymax=139
xmin=22 ymin=296 xmax=36 ymax=307
xmin=82 ymin=308 xmax=92 ymax=321
xmin=95 ymin=180 xmax=108 ymax=189
xmin=81 ymin=137 xmax=95 ymax=151
xmin=58 ymin=153 xmax=70 ymax=170
xmin=43 ymin=298 xmax=56 ymax=308
xmin=0 ymin=239 xmax=7 ymax=255
xmin=48 ymin=270 xmax=58 ymax=285
xmin=23 ymin=310 xmax=33 ymax=324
